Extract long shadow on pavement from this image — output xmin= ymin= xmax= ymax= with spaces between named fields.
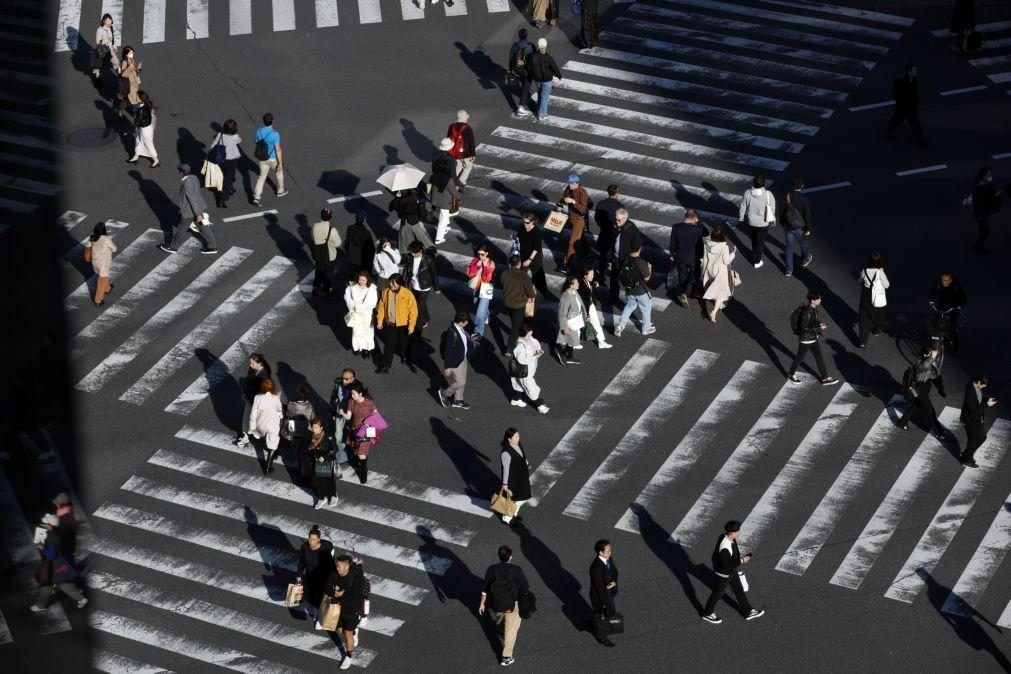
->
xmin=919 ymin=568 xmax=1010 ymax=671
xmin=512 ymin=521 xmax=594 ymax=634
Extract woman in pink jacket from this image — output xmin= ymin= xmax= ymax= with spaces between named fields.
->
xmin=249 ymin=377 xmax=283 ymax=471
xmin=85 ymin=222 xmax=117 ymax=306
xmin=466 ymin=243 xmax=496 ymax=339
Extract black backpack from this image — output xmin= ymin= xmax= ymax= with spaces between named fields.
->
xmin=789 ymin=305 xmax=805 ymax=336
xmin=618 ymin=257 xmax=641 ymax=291
xmin=489 ymin=567 xmax=520 ymax=610
xmin=254 ymin=131 xmax=270 ymax=161
xmin=511 ymin=42 xmax=530 ymax=77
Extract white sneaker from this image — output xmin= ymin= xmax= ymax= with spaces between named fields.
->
xmin=314 ymin=620 xmax=322 ymax=631
xmin=340 ymin=654 xmax=353 ymax=670
xmin=597 ymin=342 xmax=613 ymax=349
xmin=573 ymin=344 xmax=583 ymax=350
xmin=537 ymin=405 xmax=550 ymax=414
xmin=754 ymin=260 xmax=764 ymax=269
xmin=77 ymin=598 xmax=89 ymax=609
xmin=511 ymin=399 xmax=527 ymax=407
xmin=314 ymin=500 xmax=324 ymax=510
xmin=353 ymin=630 xmax=359 ymax=647
xmin=235 ymin=435 xmax=249 ymax=447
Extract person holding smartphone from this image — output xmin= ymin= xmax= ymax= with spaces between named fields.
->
xmin=701 ymin=520 xmax=764 ymax=624
xmin=959 ymin=374 xmax=998 ymax=468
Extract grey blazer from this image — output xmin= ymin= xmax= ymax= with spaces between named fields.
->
xmin=179 ymin=174 xmax=208 ymax=219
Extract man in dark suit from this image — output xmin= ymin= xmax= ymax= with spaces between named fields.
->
xmin=609 ymin=209 xmax=643 ymax=306
xmin=959 ymin=374 xmax=997 ymax=468
xmin=589 ymin=539 xmax=618 ymax=647
xmin=438 ymin=312 xmax=473 ymax=410
xmin=668 ymin=208 xmax=706 ymax=307
xmin=594 ymin=184 xmax=624 ymax=276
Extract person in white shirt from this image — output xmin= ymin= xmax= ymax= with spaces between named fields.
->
xmin=372 ymin=237 xmax=401 ymax=293
xmin=344 ymin=271 xmax=379 ymax=360
xmin=738 ymin=175 xmax=777 ymax=269
xmin=857 ymin=251 xmax=890 ymax=348
xmin=510 ymin=323 xmax=549 ymax=414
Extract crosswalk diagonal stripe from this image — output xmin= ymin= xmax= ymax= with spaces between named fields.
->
xmin=92 ymin=648 xmax=174 ymax=674
xmin=487 ymin=0 xmax=511 ymax=11
xmin=315 ymin=0 xmax=340 ymax=27
xmin=147 ymin=448 xmax=477 ymax=546
xmin=528 ymin=340 xmax=672 ymax=507
xmin=230 ymin=0 xmax=253 ymax=35
xmin=444 ymin=0 xmax=468 ymax=17
xmin=89 ymin=610 xmax=304 ymax=673
xmin=777 ymin=395 xmax=908 ymax=576
xmin=358 ymin=0 xmax=383 ymax=24
xmin=0 ymin=611 xmax=10 ymax=645
xmin=999 ymin=596 xmax=1011 ymax=629
xmin=119 ymin=475 xmax=454 ymax=575
xmin=564 ymin=349 xmax=719 ymax=521
xmin=66 ymin=224 xmax=153 ymax=312
xmin=59 ymin=210 xmax=89 ymax=231
xmin=830 ymin=407 xmax=960 ymax=590
xmin=671 ymin=374 xmax=818 ymax=548
xmin=931 ymin=20 xmax=1011 ymax=37
xmin=615 ymin=360 xmax=769 ymax=533
xmin=742 ymin=383 xmax=865 ymax=551
xmin=757 ymin=0 xmax=914 ymax=26
xmin=143 ymin=0 xmax=167 ymax=43
xmin=165 ymin=273 xmax=313 ymax=415
xmin=968 ymin=54 xmax=1011 ymax=68
xmin=940 ymin=489 xmax=1011 ymax=617
xmin=401 ymin=0 xmax=425 ymax=20
xmin=273 ymin=0 xmax=296 ymax=31
xmin=885 ymin=420 xmax=1011 ymax=603
xmin=54 ymin=0 xmax=82 ymax=51
xmin=186 ymin=0 xmax=210 ymax=39
xmin=92 ymin=503 xmax=428 ymax=604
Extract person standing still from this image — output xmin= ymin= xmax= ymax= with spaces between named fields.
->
xmin=559 ymin=174 xmax=590 ymax=273
xmin=857 ymin=252 xmax=890 ymax=348
xmin=787 ymin=292 xmax=840 ymax=386
xmin=738 ymin=175 xmax=776 ymax=269
xmin=85 ymin=222 xmax=117 ymax=306
xmin=614 ymin=243 xmax=654 ymax=337
xmin=589 ymin=539 xmax=619 ymax=647
xmin=959 ymin=374 xmax=997 ymax=468
xmin=311 ymin=208 xmax=341 ymax=296
xmin=781 ymin=177 xmax=813 ymax=276
xmin=701 ymin=520 xmax=764 ymax=624
xmin=501 ymin=256 xmax=536 ymax=354
xmin=509 ymin=29 xmax=535 ymax=118
xmin=438 ymin=312 xmax=473 ymax=410
xmin=479 ymin=545 xmax=530 ymax=667
xmin=252 ymin=113 xmax=288 ymax=205
xmin=884 ymin=63 xmax=926 ymax=146
xmin=375 ymin=274 xmax=419 ymax=374
xmin=160 ymin=164 xmax=217 ymax=254
xmin=528 ymin=38 xmax=562 ymax=122
xmin=447 ymin=110 xmax=476 ymax=188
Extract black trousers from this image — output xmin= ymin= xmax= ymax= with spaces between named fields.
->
xmin=596 ymin=232 xmax=614 ymax=275
xmin=789 ymin=340 xmax=828 ymax=379
xmin=703 ymin=573 xmax=752 ymax=615
xmin=670 ymin=262 xmax=697 ymax=298
xmin=413 ymin=289 xmax=431 ymax=329
xmin=219 ymin=158 xmax=237 ymax=203
xmin=529 ymin=266 xmax=549 ymax=297
xmin=312 ymin=260 xmax=333 ymax=294
xmin=381 ymin=325 xmax=411 ymax=368
xmin=749 ymin=225 xmax=769 ymax=265
xmin=506 ymin=306 xmax=526 ymax=352
xmin=897 ymin=393 xmax=943 ymax=433
xmin=885 ymin=106 xmax=924 ymax=143
xmin=975 ymin=215 xmax=991 ymax=250
xmin=857 ymin=291 xmax=885 ymax=345
xmin=961 ymin=423 xmax=986 ymax=461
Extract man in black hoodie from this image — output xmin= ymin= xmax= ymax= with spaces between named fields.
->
xmin=702 ymin=520 xmax=764 ymax=624
xmin=884 ymin=62 xmax=925 ymax=146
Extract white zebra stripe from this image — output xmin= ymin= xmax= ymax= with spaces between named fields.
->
xmin=92 ymin=503 xmax=427 ymax=604
xmin=63 ymin=219 xmax=129 ymax=268
xmin=121 ymin=256 xmax=293 ymax=405
xmin=54 ymin=0 xmax=82 ymax=51
xmin=165 ymin=273 xmax=312 ymax=415
xmin=546 ymin=97 xmax=806 ymax=154
xmin=59 ymin=210 xmax=88 ymax=231
xmin=830 ymin=407 xmax=960 ymax=589
xmin=742 ymin=383 xmax=866 ymax=550
xmin=89 ymin=610 xmax=303 ymax=673
xmin=401 ymin=0 xmax=425 ymax=20
xmin=0 ymin=611 xmax=10 ymax=645
xmin=758 ymin=0 xmax=914 ymax=26
xmin=938 ymin=85 xmax=988 ymax=96
xmin=988 ymin=72 xmax=1011 ymax=84
xmin=174 ymin=424 xmax=492 ymax=518
xmin=583 ymin=46 xmax=848 ymax=102
xmin=487 ymin=0 xmax=511 ymax=11
xmin=272 ymin=0 xmax=296 ymax=31
xmin=71 ymin=241 xmax=207 ymax=360
xmin=76 ymin=247 xmax=251 ymax=392
xmin=885 ymin=420 xmax=1011 ymax=602
xmin=229 ymin=0 xmax=252 ymax=35
xmin=358 ymin=0 xmax=383 ymax=24
xmin=671 ymin=374 xmax=818 ymax=548
xmin=143 ymin=0 xmax=167 ymax=43
xmin=565 ymin=350 xmax=720 ymax=521
xmin=615 ymin=361 xmax=769 ymax=533
xmin=999 ymin=597 xmax=1011 ymax=629
xmin=528 ymin=340 xmax=672 ymax=506
xmin=120 ymin=475 xmax=454 ymax=575
xmin=65 ymin=228 xmax=162 ymax=311
xmin=148 ymin=448 xmax=476 ymax=545
xmin=315 ymin=0 xmax=340 ymax=27
xmin=185 ymin=0 xmax=210 ymax=39
xmin=932 ymin=20 xmax=1011 ymax=37
xmin=974 ymin=36 xmax=1011 ymax=51
xmin=564 ymin=61 xmax=836 ymax=119
xmin=93 ymin=648 xmax=173 ymax=674
xmin=939 ymin=489 xmax=1011 ymax=616
xmin=445 ymin=0 xmax=468 ymax=16
xmin=969 ymin=54 xmax=1011 ymax=68
xmin=491 ymin=125 xmax=777 ymax=177
xmin=556 ymin=77 xmax=821 ymax=136
xmin=777 ymin=395 xmax=908 ymax=575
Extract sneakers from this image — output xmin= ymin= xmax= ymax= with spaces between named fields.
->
xmin=77 ymin=598 xmax=89 ymax=609
xmin=158 ymin=244 xmax=177 ymax=254
xmin=614 ymin=327 xmax=623 ymax=338
xmin=564 ymin=356 xmax=581 ymax=365
xmin=702 ymin=613 xmax=721 ymax=624
xmin=340 ymin=654 xmax=353 ymax=670
xmin=276 ymin=189 xmax=289 ymax=198
xmin=787 ymin=374 xmax=801 ymax=383
xmin=785 ymin=270 xmax=793 ymax=277
xmin=572 ymin=343 xmax=583 ymax=350
xmin=500 ymin=657 xmax=515 ymax=667
xmin=314 ymin=500 xmax=325 ymax=510
xmin=745 ymin=608 xmax=765 ymax=620
xmin=513 ymin=111 xmax=531 ymax=120
xmin=754 ymin=260 xmax=764 ymax=269
xmin=537 ymin=404 xmax=550 ymax=414
xmin=201 ymin=248 xmax=218 ymax=255
xmin=437 ymin=389 xmax=449 ymax=408
xmin=314 ymin=620 xmax=323 ymax=631
xmin=598 ymin=341 xmax=613 ymax=349
xmin=452 ymin=400 xmax=471 ymax=410
xmin=554 ymin=349 xmax=566 ymax=366
xmin=678 ymin=293 xmax=690 ymax=307
xmin=235 ymin=434 xmax=250 ymax=447
xmin=511 ymin=399 xmax=527 ymax=407
xmin=820 ymin=377 xmax=840 ymax=386
xmin=802 ymin=254 xmax=813 ymax=267
xmin=252 ymin=197 xmax=262 ymax=206
xmin=642 ymin=326 xmax=657 ymax=336
xmin=960 ymin=457 xmax=978 ymax=468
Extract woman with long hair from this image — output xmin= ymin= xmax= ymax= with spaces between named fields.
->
xmin=857 ymin=252 xmax=890 ymax=348
xmin=701 ymin=226 xmax=736 ymax=323
xmin=308 ymin=418 xmax=340 ymax=509
xmin=128 ymin=90 xmax=159 ymax=167
xmin=117 ymin=46 xmax=142 ymax=116
xmin=337 ymin=382 xmax=378 ymax=484
xmin=211 ymin=118 xmax=242 ymax=207
xmin=249 ymin=377 xmax=283 ymax=472
xmin=344 ymin=270 xmax=378 ymax=360
xmin=498 ymin=427 xmax=532 ymax=526
xmin=466 ymin=242 xmax=496 ymax=339
xmin=85 ymin=222 xmax=117 ymax=306
xmin=236 ymin=354 xmax=272 ymax=447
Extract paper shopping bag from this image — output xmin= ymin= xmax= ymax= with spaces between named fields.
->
xmin=319 ymin=595 xmax=342 ymax=631
xmin=285 ymin=582 xmax=304 ymax=608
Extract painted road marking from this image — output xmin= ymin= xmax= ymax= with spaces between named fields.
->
xmin=221 ymin=209 xmax=278 ymax=222
xmin=939 ymin=85 xmax=988 ymax=96
xmin=327 ymin=190 xmax=384 ymax=204
xmin=896 ymin=164 xmax=947 ymax=177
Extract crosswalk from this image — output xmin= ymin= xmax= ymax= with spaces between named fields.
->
xmin=53 ymin=0 xmax=513 ymax=51
xmin=931 ymin=20 xmax=1011 ymax=95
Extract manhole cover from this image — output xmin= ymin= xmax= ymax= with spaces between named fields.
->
xmin=66 ymin=127 xmax=118 ymax=149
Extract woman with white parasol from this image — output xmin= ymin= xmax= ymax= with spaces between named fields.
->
xmin=378 ymin=164 xmax=434 ymax=254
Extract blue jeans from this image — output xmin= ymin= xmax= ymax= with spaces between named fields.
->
xmin=537 ymin=80 xmax=553 ymax=119
xmin=784 ymin=229 xmax=810 ymax=274
xmin=473 ymin=295 xmax=491 ymax=336
xmin=618 ymin=292 xmax=652 ymax=332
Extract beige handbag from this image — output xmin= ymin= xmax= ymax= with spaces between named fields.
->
xmin=490 ymin=489 xmax=519 ymax=517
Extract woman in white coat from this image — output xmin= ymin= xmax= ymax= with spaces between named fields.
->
xmin=344 ymin=270 xmax=379 ymax=360
xmin=857 ymin=251 xmax=890 ymax=348
xmin=701 ymin=227 xmax=736 ymax=323
xmin=510 ymin=323 xmax=550 ymax=414
xmin=372 ymin=237 xmax=401 ymax=293
xmin=249 ymin=377 xmax=283 ymax=471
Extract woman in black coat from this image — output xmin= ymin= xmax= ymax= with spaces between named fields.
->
xmin=308 ymin=418 xmax=340 ymax=509
xmin=499 ymin=427 xmax=532 ymax=527
xmin=297 ymin=525 xmax=335 ymax=624
xmin=589 ymin=538 xmax=618 ymax=646
xmin=323 ymin=555 xmax=366 ymax=668
xmin=344 ymin=210 xmax=375 ymax=277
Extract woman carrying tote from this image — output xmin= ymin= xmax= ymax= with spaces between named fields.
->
xmin=466 ymin=243 xmax=496 ymax=339
xmin=84 ymin=222 xmax=117 ymax=306
xmin=296 ymin=525 xmax=334 ymax=624
xmin=701 ymin=226 xmax=736 ymax=324
xmin=510 ymin=323 xmax=549 ymax=414
xmin=857 ymin=252 xmax=890 ymax=348
xmin=555 ymin=276 xmax=584 ymax=365
xmin=344 ymin=270 xmax=379 ymax=360
xmin=498 ymin=428 xmax=532 ymax=526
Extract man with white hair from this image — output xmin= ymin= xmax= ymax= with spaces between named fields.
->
xmin=527 ymin=38 xmax=562 ymax=122
xmin=447 ymin=110 xmax=476 ymax=187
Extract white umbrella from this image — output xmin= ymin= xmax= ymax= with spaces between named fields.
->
xmin=376 ymin=163 xmax=425 ymax=192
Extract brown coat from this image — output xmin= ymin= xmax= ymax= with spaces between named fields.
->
xmin=87 ymin=235 xmax=117 ymax=277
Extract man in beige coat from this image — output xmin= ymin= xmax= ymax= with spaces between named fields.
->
xmin=311 ymin=208 xmax=342 ymax=296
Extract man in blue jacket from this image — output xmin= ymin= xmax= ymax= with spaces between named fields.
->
xmin=438 ymin=312 xmax=473 ymax=410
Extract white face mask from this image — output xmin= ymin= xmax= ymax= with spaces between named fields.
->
xmin=126 ymin=52 xmax=133 ymax=59
xmin=986 ymin=175 xmax=993 ymax=183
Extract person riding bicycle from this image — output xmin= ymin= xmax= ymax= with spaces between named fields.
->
xmin=928 ymin=272 xmax=967 ymax=355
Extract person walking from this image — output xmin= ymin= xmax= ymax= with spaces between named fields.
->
xmin=329 ymin=368 xmax=357 ymax=449
xmin=608 ymin=209 xmax=643 ymax=305
xmin=390 ymin=189 xmax=435 ymax=255
xmin=210 ymin=119 xmax=241 ymax=208
xmin=94 ymin=14 xmax=118 ymax=78
xmin=127 ymin=90 xmax=158 ymax=167
xmin=117 ymin=47 xmax=142 ymax=115
xmin=345 ymin=270 xmax=379 ymax=360
xmin=403 ymin=241 xmax=440 ymax=333
xmin=556 ymin=276 xmax=585 ymax=364
xmin=283 ymin=383 xmax=315 ymax=481
xmin=479 ymin=545 xmax=530 ymax=667
xmin=950 ymin=0 xmax=977 ymax=55
xmin=614 ymin=243 xmax=654 ymax=337
xmin=439 ymin=312 xmax=474 ymax=410
xmin=372 ymin=237 xmax=401 ymax=293
xmin=509 ymin=29 xmax=535 ymax=118
xmin=337 ymin=382 xmax=379 ymax=483
xmin=466 ymin=243 xmax=496 ymax=340
xmin=897 ymin=346 xmax=948 ymax=438
xmin=529 ymin=0 xmax=551 ymax=29
xmin=580 ymin=0 xmax=601 ymax=48
xmin=84 ymin=222 xmax=117 ymax=307
xmin=160 ymin=164 xmax=217 ymax=254
xmin=518 ymin=213 xmax=550 ymax=297
xmin=31 ymin=514 xmax=88 ymax=612
xmin=311 ymin=208 xmax=342 ymax=297
xmin=428 ymin=159 xmax=460 ymax=245
xmin=589 ymin=539 xmax=618 ymax=647
xmin=447 ymin=110 xmax=477 ymax=188
xmin=738 ymin=175 xmax=776 ymax=269
xmin=51 ymin=493 xmax=79 ymax=564
xmin=296 ymin=525 xmax=335 ymax=624
xmin=323 ymin=555 xmax=366 ymax=669
xmin=528 ymin=38 xmax=562 ymax=121
xmin=668 ymin=208 xmax=705 ymax=307
xmin=309 ymin=418 xmax=340 ymax=508
xmin=559 ymin=174 xmax=590 ymax=273
xmin=345 ymin=210 xmax=376 ymax=279
xmin=781 ymin=177 xmax=813 ymax=276
xmin=701 ymin=520 xmax=764 ymax=624
xmin=595 ymin=184 xmax=624 ymax=276
xmin=970 ymin=165 xmax=1000 ymax=254
xmin=498 ymin=429 xmax=532 ymax=525
xmin=502 ymin=256 xmax=536 ymax=354
xmin=236 ymin=354 xmax=271 ymax=446
xmin=375 ymin=274 xmax=419 ymax=374
xmin=884 ymin=63 xmax=926 ymax=146
xmin=959 ymin=374 xmax=997 ymax=468
xmin=928 ymin=272 xmax=968 ymax=355
xmin=511 ymin=324 xmax=550 ymax=413
xmin=578 ymin=267 xmax=612 ymax=349
xmin=249 ymin=377 xmax=283 ymax=472
xmin=700 ymin=227 xmax=735 ymax=324
xmin=787 ymin=292 xmax=840 ymax=386
xmin=252 ymin=113 xmax=288 ymax=205
xmin=857 ymin=252 xmax=890 ymax=348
